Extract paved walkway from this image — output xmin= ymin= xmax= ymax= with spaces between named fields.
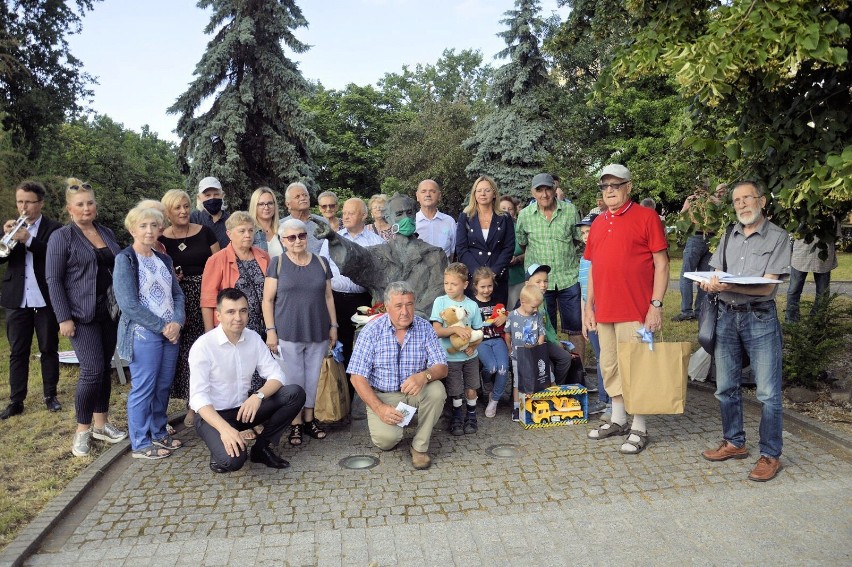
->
xmin=16 ymin=388 xmax=852 ymax=566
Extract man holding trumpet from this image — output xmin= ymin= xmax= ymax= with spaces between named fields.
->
xmin=0 ymin=180 xmax=63 ymax=419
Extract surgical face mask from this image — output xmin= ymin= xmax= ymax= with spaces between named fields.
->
xmin=391 ymin=215 xmax=416 ymax=237
xmin=203 ymin=198 xmax=224 ymax=215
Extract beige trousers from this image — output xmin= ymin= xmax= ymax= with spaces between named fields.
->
xmin=366 ymin=381 xmax=447 ymax=453
xmin=596 ymin=321 xmax=644 ymax=398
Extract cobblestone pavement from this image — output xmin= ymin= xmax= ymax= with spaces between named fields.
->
xmin=24 ymin=388 xmax=852 ymax=566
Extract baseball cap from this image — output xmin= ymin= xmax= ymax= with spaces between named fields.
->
xmin=526 ymin=263 xmax=551 ymax=280
xmin=576 ymin=213 xmax=598 ymax=227
xmin=197 ymin=176 xmax=223 ymax=194
xmin=531 ymin=173 xmax=555 ymax=189
xmin=598 ymin=164 xmax=631 ymax=181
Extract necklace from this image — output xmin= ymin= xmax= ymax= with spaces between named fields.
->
xmin=174 ymin=224 xmax=190 ymax=252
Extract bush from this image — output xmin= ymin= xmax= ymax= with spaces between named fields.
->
xmin=782 ymin=293 xmax=852 ymax=389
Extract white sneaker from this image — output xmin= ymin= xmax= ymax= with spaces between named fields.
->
xmin=485 ymin=399 xmax=498 ymax=418
xmin=72 ymin=430 xmax=91 ymax=457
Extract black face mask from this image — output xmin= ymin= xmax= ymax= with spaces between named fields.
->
xmin=203 ymin=198 xmax=223 ymax=215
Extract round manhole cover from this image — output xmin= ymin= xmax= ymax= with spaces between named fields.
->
xmin=339 ymin=455 xmax=380 ymax=470
xmin=486 ymin=444 xmax=521 ymax=458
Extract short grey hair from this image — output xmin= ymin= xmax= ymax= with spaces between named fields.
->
xmin=730 ymin=180 xmax=766 ymax=199
xmin=384 ymin=281 xmax=416 ymax=304
xmin=317 ymin=190 xmax=338 ymax=202
xmin=285 ymin=182 xmax=308 ymax=202
xmin=279 ymin=218 xmax=307 ymax=237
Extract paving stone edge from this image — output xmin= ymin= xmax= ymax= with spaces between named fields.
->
xmin=2 ymin=391 xmax=850 ymax=566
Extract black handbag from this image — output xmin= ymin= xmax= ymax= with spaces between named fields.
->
xmin=516 ymin=343 xmax=551 ymax=393
xmin=697 ymin=225 xmax=734 ymax=353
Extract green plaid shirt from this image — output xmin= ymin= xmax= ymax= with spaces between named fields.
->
xmin=515 ymin=200 xmax=582 ymax=290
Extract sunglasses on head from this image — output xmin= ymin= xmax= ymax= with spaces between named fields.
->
xmin=69 ymin=183 xmax=92 ymax=191
xmin=283 ymin=232 xmax=308 ymax=243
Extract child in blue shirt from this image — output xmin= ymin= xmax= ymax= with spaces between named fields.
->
xmin=504 ymin=284 xmax=545 ymax=421
xmin=430 ymin=263 xmax=483 ymax=435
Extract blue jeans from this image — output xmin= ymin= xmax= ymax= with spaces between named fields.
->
xmin=679 ymin=234 xmax=712 ymax=316
xmin=785 ymin=268 xmax=831 ymax=322
xmin=478 ymin=337 xmax=510 ymax=402
xmin=587 ymin=330 xmax=609 ymax=404
xmin=713 ymin=302 xmax=783 ymax=458
xmin=544 ymin=283 xmax=582 ymax=334
xmin=127 ymin=327 xmax=180 ymax=451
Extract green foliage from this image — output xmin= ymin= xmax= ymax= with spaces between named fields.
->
xmin=13 ymin=115 xmax=184 ymax=243
xmin=782 ymin=293 xmax=852 ymax=389
xmin=611 ymin=0 xmax=852 ymax=243
xmin=465 ymin=0 xmax=556 ymax=201
xmin=0 ymin=0 xmax=98 ymax=159
xmin=169 ymin=0 xmax=323 ymax=208
xmin=383 ymin=100 xmax=475 ymax=216
xmin=303 ymin=83 xmax=400 ymax=197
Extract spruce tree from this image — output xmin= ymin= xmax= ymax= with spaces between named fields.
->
xmin=464 ymin=0 xmax=554 ymax=200
xmin=169 ymin=0 xmax=322 ymax=207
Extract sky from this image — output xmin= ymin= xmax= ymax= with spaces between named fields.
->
xmin=67 ymin=1 xmax=568 ymax=143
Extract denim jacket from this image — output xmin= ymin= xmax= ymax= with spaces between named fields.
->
xmin=113 ymin=246 xmax=186 ymax=362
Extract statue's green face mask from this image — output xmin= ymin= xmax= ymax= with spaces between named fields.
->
xmin=392 ymin=216 xmax=416 ymax=237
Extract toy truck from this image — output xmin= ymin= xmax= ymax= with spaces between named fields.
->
xmin=525 ymin=396 xmax=584 ymax=424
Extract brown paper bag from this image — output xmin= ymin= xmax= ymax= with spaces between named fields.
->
xmin=314 ymin=356 xmax=351 ymax=423
xmin=618 ymin=341 xmax=691 ymax=414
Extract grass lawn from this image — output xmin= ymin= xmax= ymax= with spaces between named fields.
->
xmin=667 ymin=252 xmax=852 ymax=282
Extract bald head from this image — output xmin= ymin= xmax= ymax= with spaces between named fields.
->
xmin=416 ymin=179 xmax=441 ymax=211
xmin=341 ymin=197 xmax=368 ymax=232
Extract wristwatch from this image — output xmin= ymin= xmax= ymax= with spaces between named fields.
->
xmin=650 ymin=299 xmax=663 ymax=308
xmin=424 ymin=372 xmax=433 ymax=383
xmin=255 ymin=391 xmax=265 ymax=401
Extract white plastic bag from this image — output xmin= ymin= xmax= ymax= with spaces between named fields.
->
xmin=688 ymin=347 xmax=712 ymax=382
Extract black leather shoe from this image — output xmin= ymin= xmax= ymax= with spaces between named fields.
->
xmin=250 ymin=443 xmax=290 ymax=469
xmin=0 ymin=402 xmax=24 ymax=420
xmin=209 ymin=460 xmax=229 ymax=473
xmin=44 ymin=396 xmax=62 ymax=412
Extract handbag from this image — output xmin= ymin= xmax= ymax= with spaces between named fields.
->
xmin=515 ymin=343 xmax=551 ymax=394
xmin=696 ymin=224 xmax=734 ymax=354
xmin=314 ymin=355 xmax=351 ymax=423
xmin=105 ymin=284 xmax=120 ymax=322
xmin=618 ymin=341 xmax=691 ymax=414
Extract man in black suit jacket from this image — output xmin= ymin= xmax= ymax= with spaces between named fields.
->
xmin=0 ymin=181 xmax=63 ymax=418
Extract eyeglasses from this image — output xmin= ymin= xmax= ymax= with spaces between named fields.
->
xmin=69 ymin=183 xmax=92 ymax=191
xmin=598 ymin=181 xmax=630 ymax=191
xmin=257 ymin=201 xmax=276 ymax=208
xmin=283 ymin=232 xmax=308 ymax=243
xmin=319 ymin=204 xmax=337 ymax=210
xmin=733 ymin=194 xmax=760 ymax=206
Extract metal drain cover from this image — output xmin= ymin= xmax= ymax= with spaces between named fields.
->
xmin=339 ymin=455 xmax=380 ymax=470
xmin=486 ymin=444 xmax=521 ymax=458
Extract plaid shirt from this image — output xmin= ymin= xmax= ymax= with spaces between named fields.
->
xmin=347 ymin=314 xmax=447 ymax=392
xmin=515 ymin=201 xmax=582 ymax=289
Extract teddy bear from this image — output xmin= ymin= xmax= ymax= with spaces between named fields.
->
xmin=440 ymin=305 xmax=484 ymax=353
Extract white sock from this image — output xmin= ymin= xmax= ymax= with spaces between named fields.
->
xmin=631 ymin=414 xmax=647 ymax=433
xmin=466 ymin=397 xmax=477 ymax=408
xmin=611 ymin=400 xmax=627 ymax=426
xmin=513 ymin=402 xmax=520 ymax=409
xmin=452 ymin=398 xmax=463 ymax=408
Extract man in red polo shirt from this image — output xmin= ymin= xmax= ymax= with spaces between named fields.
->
xmin=582 ymin=164 xmax=669 ymax=454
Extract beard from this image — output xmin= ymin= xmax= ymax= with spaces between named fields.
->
xmin=736 ymin=208 xmax=761 ymax=226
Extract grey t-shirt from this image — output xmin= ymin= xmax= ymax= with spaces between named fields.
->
xmin=267 ymin=253 xmax=331 ymax=343
xmin=709 ymin=219 xmax=791 ymax=305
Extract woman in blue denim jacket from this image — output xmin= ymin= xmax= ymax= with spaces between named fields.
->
xmin=114 ymin=205 xmax=186 ymax=460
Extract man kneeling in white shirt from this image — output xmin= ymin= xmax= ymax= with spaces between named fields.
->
xmin=189 ymin=288 xmax=305 ymax=472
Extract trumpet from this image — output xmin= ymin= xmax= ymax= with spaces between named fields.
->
xmin=0 ymin=215 xmax=29 ymax=257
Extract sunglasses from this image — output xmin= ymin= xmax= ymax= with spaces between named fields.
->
xmin=319 ymin=204 xmax=337 ymax=209
xmin=69 ymin=183 xmax=92 ymax=191
xmin=283 ymin=232 xmax=308 ymax=243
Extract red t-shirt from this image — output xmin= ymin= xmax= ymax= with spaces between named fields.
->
xmin=584 ymin=201 xmax=668 ymax=323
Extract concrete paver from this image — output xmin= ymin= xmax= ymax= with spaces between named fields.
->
xmin=18 ymin=388 xmax=852 ymax=565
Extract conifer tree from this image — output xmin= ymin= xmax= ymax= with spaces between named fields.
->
xmin=464 ymin=0 xmax=554 ymax=200
xmin=169 ymin=0 xmax=322 ymax=206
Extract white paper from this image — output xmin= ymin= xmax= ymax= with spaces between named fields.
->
xmin=684 ymin=271 xmax=782 ymax=285
xmin=395 ymin=402 xmax=417 ymax=427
